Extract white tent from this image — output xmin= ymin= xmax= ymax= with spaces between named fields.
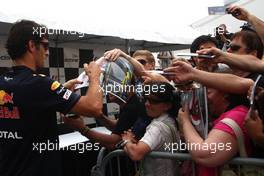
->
xmin=0 ymin=21 xmax=194 ymax=52
xmin=0 ymin=0 xmax=207 ymax=52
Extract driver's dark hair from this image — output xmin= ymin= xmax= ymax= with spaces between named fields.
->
xmin=5 ymin=20 xmax=48 ymax=60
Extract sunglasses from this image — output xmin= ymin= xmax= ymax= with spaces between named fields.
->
xmin=228 ymin=44 xmax=242 ymax=51
xmin=39 ymin=41 xmax=49 ymax=50
xmin=138 ymin=59 xmax=147 ymax=65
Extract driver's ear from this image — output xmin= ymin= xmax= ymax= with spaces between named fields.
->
xmin=27 ymin=40 xmax=36 ymax=53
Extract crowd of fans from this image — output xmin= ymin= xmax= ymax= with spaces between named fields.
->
xmin=63 ymin=5 xmax=264 ymax=176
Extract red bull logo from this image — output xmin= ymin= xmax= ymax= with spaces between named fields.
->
xmin=0 ymin=90 xmax=14 ymax=105
xmin=0 ymin=90 xmax=19 ymax=119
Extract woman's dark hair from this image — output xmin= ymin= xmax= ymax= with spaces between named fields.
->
xmin=144 ymin=81 xmax=181 ymax=117
xmin=5 ymin=20 xmax=48 ymax=60
xmin=190 ymin=35 xmax=219 ymax=53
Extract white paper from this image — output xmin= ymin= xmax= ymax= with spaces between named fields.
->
xmin=74 ymin=57 xmax=107 ymax=90
xmin=75 ymin=71 xmax=89 ymax=89
xmin=59 ymin=127 xmax=111 ymax=148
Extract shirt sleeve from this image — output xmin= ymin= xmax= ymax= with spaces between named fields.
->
xmin=139 ymin=122 xmax=164 ymax=150
xmin=213 ymin=107 xmax=248 ymax=137
xmin=20 ymin=76 xmax=80 ymax=114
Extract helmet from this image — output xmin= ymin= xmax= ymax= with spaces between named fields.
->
xmin=102 ymin=57 xmax=134 ymax=103
xmin=76 ymin=57 xmax=134 ymax=103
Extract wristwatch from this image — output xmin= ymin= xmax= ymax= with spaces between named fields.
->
xmin=115 ymin=140 xmax=130 ymax=149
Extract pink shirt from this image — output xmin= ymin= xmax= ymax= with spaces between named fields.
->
xmin=197 ymin=105 xmax=250 ymax=176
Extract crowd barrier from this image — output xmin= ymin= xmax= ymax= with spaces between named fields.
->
xmin=91 ymin=148 xmax=264 ymax=176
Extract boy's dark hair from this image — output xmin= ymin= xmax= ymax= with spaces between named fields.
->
xmin=190 ymin=35 xmax=219 ymax=53
xmin=5 ymin=20 xmax=48 ymax=60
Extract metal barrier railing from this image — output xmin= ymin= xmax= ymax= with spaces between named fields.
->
xmin=91 ymin=148 xmax=264 ymax=176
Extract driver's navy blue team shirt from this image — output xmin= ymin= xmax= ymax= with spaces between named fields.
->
xmin=0 ymin=66 xmax=80 ymax=176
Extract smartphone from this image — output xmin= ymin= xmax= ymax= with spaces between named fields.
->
xmin=226 ymin=8 xmax=241 ymax=16
xmin=250 ymin=75 xmax=262 ymax=110
xmin=176 ymin=53 xmax=214 ymax=59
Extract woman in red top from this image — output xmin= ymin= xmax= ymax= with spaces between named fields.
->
xmin=178 ymin=88 xmax=251 ymax=176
